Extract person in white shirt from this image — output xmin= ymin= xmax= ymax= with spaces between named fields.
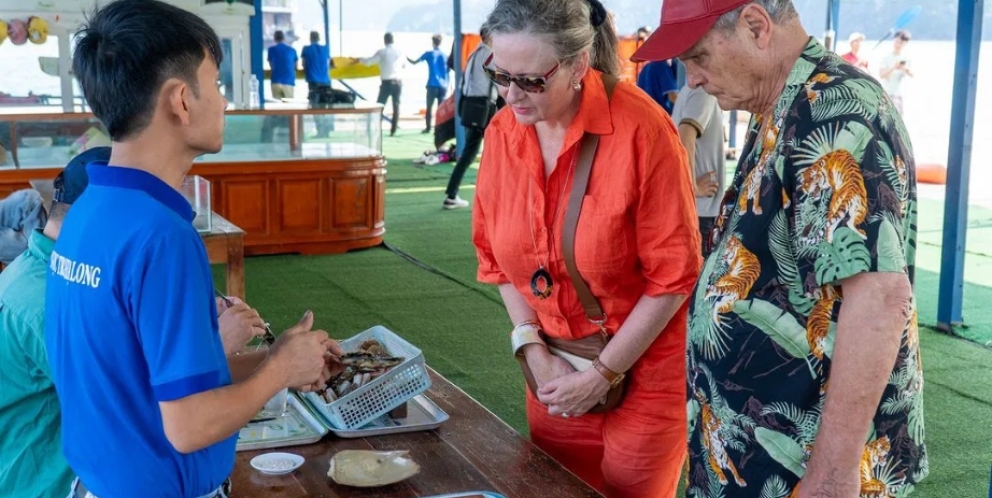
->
xmin=671 ymin=85 xmax=724 ymax=256
xmin=879 ymin=30 xmax=914 ymax=115
xmin=361 ymin=32 xmax=408 ymax=136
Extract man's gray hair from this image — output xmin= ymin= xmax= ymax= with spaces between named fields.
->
xmin=712 ymin=0 xmax=798 ymax=30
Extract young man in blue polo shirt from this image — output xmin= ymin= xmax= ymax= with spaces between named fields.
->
xmin=408 ymin=34 xmax=449 ymax=133
xmin=267 ymin=30 xmax=298 ymax=100
xmin=0 ymin=149 xmax=275 ymax=498
xmin=45 ymin=2 xmax=342 ymax=497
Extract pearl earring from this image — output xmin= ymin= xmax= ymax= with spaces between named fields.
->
xmin=572 ymin=81 xmax=582 ymax=91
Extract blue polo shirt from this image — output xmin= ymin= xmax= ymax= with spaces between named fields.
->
xmin=267 ymin=42 xmax=298 ymax=86
xmin=637 ymin=60 xmax=679 ymax=115
xmin=418 ymin=48 xmax=449 ymax=89
xmin=301 ymin=43 xmax=330 ymax=84
xmin=45 ymin=164 xmax=235 ymax=498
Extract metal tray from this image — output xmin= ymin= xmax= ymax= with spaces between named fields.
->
xmin=236 ymin=394 xmax=329 ymax=452
xmin=329 ymin=394 xmax=449 ymax=438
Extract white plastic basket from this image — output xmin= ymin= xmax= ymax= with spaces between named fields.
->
xmin=304 ymin=326 xmax=431 ymax=430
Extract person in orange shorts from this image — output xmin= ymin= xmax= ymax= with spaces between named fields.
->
xmin=471 ymin=0 xmax=701 ymax=496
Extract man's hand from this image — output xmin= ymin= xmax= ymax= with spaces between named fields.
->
xmin=159 ymin=311 xmax=335 ymax=454
xmin=695 ymin=172 xmax=719 ymax=197
xmin=216 ymin=297 xmax=266 ymax=356
xmin=795 ymin=468 xmax=860 ymax=498
xmin=302 ymin=344 xmax=346 ymax=392
xmin=263 ymin=310 xmax=335 ymax=390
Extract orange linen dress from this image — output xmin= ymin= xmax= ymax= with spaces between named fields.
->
xmin=472 ymin=70 xmax=701 ymax=498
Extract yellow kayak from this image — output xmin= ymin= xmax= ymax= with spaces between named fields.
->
xmin=330 ymin=57 xmax=380 ymax=80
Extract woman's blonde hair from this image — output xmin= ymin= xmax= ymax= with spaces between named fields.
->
xmin=481 ymin=0 xmax=621 ymax=77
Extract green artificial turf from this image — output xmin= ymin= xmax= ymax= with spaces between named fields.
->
xmin=215 ymin=130 xmax=992 ymax=497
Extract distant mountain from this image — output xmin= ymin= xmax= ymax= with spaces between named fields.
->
xmin=301 ymin=0 xmax=992 ymax=41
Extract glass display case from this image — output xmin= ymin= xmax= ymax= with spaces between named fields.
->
xmin=181 ymin=175 xmax=213 ymax=233
xmin=0 ymin=113 xmax=109 ymax=170
xmin=0 ymin=106 xmax=383 ymax=170
xmin=0 ymin=106 xmax=386 ymax=256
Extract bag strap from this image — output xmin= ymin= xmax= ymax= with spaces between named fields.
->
xmin=561 ymin=73 xmax=618 ymax=329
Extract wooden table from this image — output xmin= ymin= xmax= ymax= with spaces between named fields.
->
xmin=233 ymin=369 xmax=602 ymax=498
xmin=201 ymin=212 xmax=246 ymax=301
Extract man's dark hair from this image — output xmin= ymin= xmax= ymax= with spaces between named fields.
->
xmin=310 ymin=31 xmax=320 ymax=43
xmin=274 ymin=30 xmax=285 ymax=43
xmin=384 ymin=32 xmax=394 ymax=45
xmin=895 ymin=30 xmax=912 ymax=42
xmin=431 ymin=34 xmax=442 ymax=47
xmin=49 ymin=202 xmax=71 ymax=222
xmin=73 ymin=0 xmax=222 ymax=141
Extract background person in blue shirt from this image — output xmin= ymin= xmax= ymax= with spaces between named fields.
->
xmin=301 ymin=30 xmax=331 ymax=94
xmin=46 ymin=1 xmax=343 ymax=497
xmin=408 ymin=34 xmax=449 ymax=133
xmin=636 ymin=59 xmax=680 ymax=115
xmin=301 ymin=31 xmax=332 ymax=137
xmin=267 ymin=30 xmax=298 ymax=100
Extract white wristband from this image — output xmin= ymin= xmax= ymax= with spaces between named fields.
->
xmin=511 ymin=324 xmax=546 ymax=356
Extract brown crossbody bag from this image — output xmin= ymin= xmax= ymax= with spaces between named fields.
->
xmin=516 ymin=74 xmax=628 ymax=414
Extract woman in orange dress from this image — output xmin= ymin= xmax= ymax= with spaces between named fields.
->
xmin=471 ymin=1 xmax=701 ymax=496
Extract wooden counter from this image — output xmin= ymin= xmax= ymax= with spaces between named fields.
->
xmin=189 ymin=157 xmax=385 ymax=257
xmin=232 ymin=369 xmax=602 ymax=498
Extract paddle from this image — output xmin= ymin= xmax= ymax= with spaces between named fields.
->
xmin=873 ymin=5 xmax=923 ymax=50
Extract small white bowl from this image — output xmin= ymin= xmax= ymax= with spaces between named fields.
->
xmin=250 ymin=452 xmax=304 ymax=475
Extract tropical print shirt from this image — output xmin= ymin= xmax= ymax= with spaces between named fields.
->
xmin=686 ymin=38 xmax=926 ymax=498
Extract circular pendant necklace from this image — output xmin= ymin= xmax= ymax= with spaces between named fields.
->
xmin=528 ymin=153 xmax=575 ymax=300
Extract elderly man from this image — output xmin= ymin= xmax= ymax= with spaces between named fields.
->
xmin=635 ymin=1 xmax=924 ymax=497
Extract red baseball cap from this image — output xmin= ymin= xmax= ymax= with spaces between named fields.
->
xmin=632 ymin=0 xmax=752 ymax=62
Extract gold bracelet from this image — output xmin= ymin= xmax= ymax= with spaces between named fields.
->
xmin=592 ymin=357 xmax=625 ymax=389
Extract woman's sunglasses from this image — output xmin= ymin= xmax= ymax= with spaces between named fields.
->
xmin=482 ymin=53 xmax=560 ymax=94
